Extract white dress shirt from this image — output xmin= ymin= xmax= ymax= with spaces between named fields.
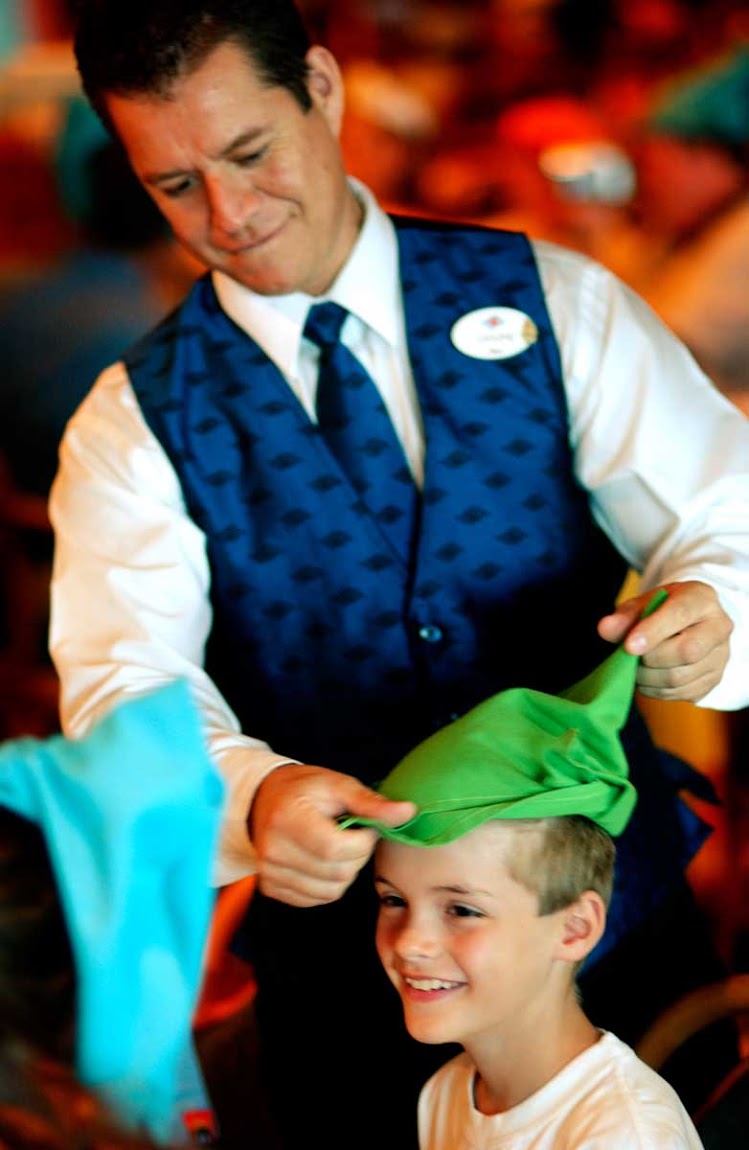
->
xmin=49 ymin=182 xmax=749 ymax=883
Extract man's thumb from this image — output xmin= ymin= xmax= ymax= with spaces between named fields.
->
xmin=344 ymin=783 xmax=416 ymax=828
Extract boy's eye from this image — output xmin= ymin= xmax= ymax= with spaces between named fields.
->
xmin=449 ymin=903 xmax=484 ymax=919
xmin=377 ymin=892 xmax=406 ymax=909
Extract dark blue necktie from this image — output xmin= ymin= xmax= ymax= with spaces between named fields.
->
xmin=304 ymin=301 xmax=417 ymax=560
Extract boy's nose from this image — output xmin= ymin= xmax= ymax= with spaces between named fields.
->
xmin=394 ymin=917 xmax=440 ymax=961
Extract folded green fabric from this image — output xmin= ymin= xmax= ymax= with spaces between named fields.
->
xmin=0 ymin=681 xmax=224 ymax=1142
xmin=343 ymin=591 xmax=667 ymax=843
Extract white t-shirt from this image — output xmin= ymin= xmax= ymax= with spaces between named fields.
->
xmin=418 ymin=1031 xmax=704 ymax=1149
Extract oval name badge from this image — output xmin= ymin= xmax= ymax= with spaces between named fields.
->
xmin=450 ymin=306 xmax=538 ymax=361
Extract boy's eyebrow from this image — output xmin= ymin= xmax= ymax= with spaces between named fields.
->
xmin=438 ymin=883 xmax=494 ymax=897
xmin=374 ymin=874 xmax=494 ymax=898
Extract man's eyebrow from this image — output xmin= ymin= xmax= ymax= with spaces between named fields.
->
xmin=220 ymin=127 xmax=266 ymax=156
xmin=143 ymin=167 xmax=189 ymax=185
xmin=143 ymin=128 xmax=267 ymax=184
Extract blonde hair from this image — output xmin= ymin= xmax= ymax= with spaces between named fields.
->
xmin=500 ymin=815 xmax=615 ymax=915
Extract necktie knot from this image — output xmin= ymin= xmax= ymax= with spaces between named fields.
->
xmin=304 ymin=301 xmax=348 ymax=352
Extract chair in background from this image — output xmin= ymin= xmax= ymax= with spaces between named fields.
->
xmin=193 ymin=876 xmax=285 ymax=1149
xmin=636 ymin=974 xmax=749 ymax=1149
xmin=194 ymin=876 xmax=257 ymax=1032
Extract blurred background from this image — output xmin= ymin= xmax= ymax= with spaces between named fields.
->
xmin=0 ymin=0 xmax=747 ymax=985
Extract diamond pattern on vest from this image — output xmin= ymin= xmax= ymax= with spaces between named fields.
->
xmin=127 ymin=224 xmax=629 ymax=791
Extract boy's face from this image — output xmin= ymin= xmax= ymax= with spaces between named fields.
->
xmin=375 ymin=822 xmax=571 ymax=1054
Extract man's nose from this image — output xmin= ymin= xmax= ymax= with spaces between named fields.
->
xmin=206 ymin=175 xmax=259 ymax=239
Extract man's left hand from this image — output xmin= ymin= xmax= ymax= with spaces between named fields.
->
xmin=597 ymin=580 xmax=733 ymax=703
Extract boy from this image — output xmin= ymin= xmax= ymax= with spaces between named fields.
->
xmin=347 ymin=594 xmax=705 ymax=1147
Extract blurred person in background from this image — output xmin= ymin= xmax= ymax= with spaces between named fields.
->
xmin=0 ymin=808 xmax=162 ymax=1150
xmin=0 ymin=96 xmax=201 ymax=501
xmin=412 ymin=92 xmax=647 ymax=286
xmin=633 ymin=44 xmax=749 ymax=415
xmin=0 ymin=97 xmax=201 ymax=693
xmin=338 ymin=57 xmax=439 ymax=210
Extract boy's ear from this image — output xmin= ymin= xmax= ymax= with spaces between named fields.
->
xmin=555 ymin=892 xmax=606 ymax=963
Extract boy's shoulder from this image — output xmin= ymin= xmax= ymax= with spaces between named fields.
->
xmin=556 ymin=1032 xmax=704 ymax=1148
xmin=420 ymin=1050 xmax=474 ymax=1106
xmin=417 ymin=1052 xmax=474 ymax=1147
xmin=417 ymin=1036 xmax=703 ymax=1149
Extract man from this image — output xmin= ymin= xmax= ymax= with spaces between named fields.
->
xmin=52 ymin=3 xmax=749 ymax=1148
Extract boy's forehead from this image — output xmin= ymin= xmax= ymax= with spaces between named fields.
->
xmin=375 ymin=822 xmax=545 ymax=907
xmin=464 ymin=817 xmax=546 ymax=864
xmin=376 ymin=817 xmax=537 ymax=866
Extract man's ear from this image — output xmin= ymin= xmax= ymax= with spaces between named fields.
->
xmin=305 ymin=45 xmax=345 ymax=134
xmin=555 ymin=892 xmax=606 ymax=964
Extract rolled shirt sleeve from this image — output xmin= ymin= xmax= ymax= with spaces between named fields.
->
xmin=49 ymin=362 xmax=286 ymax=884
xmin=536 ymin=239 xmax=749 ymax=710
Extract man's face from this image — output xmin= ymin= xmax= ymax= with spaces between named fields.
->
xmin=375 ymin=822 xmax=569 ymax=1056
xmin=106 ymin=40 xmax=362 ymax=296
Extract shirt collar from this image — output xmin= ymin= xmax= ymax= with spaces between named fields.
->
xmin=213 ymin=180 xmax=401 ymax=379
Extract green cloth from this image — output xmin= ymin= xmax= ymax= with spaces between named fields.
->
xmin=343 ymin=590 xmax=667 ymax=843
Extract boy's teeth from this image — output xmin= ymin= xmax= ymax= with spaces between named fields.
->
xmin=406 ymin=977 xmax=456 ymax=991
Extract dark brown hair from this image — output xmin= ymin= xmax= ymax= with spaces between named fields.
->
xmin=72 ymin=0 xmax=314 ymax=133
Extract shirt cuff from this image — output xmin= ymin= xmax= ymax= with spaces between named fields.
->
xmin=209 ymin=741 xmax=298 ymax=886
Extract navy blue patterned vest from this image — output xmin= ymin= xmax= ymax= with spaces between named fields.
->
xmin=125 ymin=220 xmax=708 ymax=971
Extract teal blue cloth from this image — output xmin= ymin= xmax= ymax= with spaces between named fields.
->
xmin=649 ymin=45 xmax=749 ymax=146
xmin=0 ymin=681 xmax=224 ymax=1142
xmin=53 ymin=95 xmax=113 ymax=225
xmin=0 ymin=1 xmax=26 ymax=63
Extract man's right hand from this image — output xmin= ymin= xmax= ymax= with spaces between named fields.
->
xmin=248 ymin=764 xmax=416 ymax=907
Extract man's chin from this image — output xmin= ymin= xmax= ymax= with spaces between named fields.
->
xmin=217 ymin=253 xmax=303 ymax=296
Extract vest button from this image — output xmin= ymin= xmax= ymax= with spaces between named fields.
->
xmin=418 ymin=624 xmax=444 ymax=644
